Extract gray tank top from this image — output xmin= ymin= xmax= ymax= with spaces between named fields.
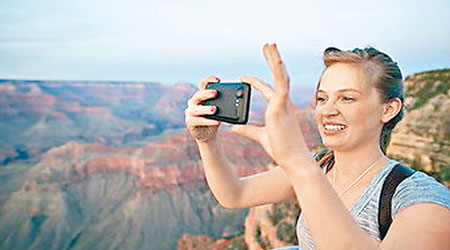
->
xmin=296 ymin=159 xmax=450 ymax=250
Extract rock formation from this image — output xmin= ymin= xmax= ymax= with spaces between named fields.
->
xmin=0 ymin=130 xmax=273 ymax=249
xmin=387 ymin=69 xmax=450 ymax=186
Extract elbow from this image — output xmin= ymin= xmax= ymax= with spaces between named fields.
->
xmin=215 ymin=192 xmax=246 ymax=209
xmin=213 ymin=181 xmax=246 ymax=209
xmin=217 ymin=199 xmax=242 ymax=209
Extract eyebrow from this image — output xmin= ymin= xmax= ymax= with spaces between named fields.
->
xmin=317 ymin=88 xmax=363 ymax=94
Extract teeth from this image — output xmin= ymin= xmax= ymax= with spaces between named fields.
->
xmin=324 ymin=124 xmax=346 ymax=131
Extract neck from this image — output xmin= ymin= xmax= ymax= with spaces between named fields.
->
xmin=333 ymin=141 xmax=389 ymax=183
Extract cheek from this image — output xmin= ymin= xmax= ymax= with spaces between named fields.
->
xmin=350 ymin=104 xmax=383 ymax=130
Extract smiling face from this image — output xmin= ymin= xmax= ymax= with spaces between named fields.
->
xmin=315 ymin=62 xmax=386 ymax=152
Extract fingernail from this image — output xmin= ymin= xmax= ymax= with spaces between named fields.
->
xmin=217 ymin=121 xmax=222 ymax=125
xmin=279 ymin=60 xmax=283 ymax=65
xmin=273 ymin=43 xmax=277 ymax=48
xmin=211 ymin=106 xmax=216 ymax=112
xmin=215 ymin=77 xmax=220 ymax=82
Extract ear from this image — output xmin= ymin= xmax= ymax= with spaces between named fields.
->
xmin=381 ymin=98 xmax=403 ymax=123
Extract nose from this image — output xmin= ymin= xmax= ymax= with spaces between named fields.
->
xmin=319 ymin=100 xmax=340 ymax=117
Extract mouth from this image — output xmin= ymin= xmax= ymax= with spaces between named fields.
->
xmin=322 ymin=123 xmax=347 ymax=135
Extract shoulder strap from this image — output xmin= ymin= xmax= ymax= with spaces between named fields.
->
xmin=378 ymin=163 xmax=415 ymax=240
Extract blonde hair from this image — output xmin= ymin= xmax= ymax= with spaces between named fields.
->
xmin=315 ymin=47 xmax=404 ymax=170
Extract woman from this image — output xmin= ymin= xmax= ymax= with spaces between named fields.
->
xmin=184 ymin=44 xmax=450 ymax=249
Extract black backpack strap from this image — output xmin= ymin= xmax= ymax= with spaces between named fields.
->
xmin=378 ymin=163 xmax=415 ymax=240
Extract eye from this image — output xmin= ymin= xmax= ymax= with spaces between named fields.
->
xmin=316 ymin=96 xmax=326 ymax=103
xmin=342 ymin=96 xmax=355 ymax=102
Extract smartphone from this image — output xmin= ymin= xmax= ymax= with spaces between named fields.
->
xmin=201 ymin=82 xmax=251 ymax=124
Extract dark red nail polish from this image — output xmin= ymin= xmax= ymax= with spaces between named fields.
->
xmin=279 ymin=60 xmax=283 ymax=64
xmin=215 ymin=77 xmax=220 ymax=81
xmin=211 ymin=106 xmax=216 ymax=112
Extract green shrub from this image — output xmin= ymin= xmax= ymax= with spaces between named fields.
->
xmin=276 ymin=222 xmax=298 ymax=244
xmin=255 ymin=223 xmax=271 ymax=249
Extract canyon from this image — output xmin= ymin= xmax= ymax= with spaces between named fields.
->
xmin=1 ymin=68 xmax=447 ymax=250
xmin=0 ymin=79 xmax=317 ymax=249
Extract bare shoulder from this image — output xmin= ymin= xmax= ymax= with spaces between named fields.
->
xmin=381 ymin=202 xmax=450 ymax=250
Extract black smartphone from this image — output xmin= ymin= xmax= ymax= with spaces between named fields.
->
xmin=201 ymin=82 xmax=251 ymax=124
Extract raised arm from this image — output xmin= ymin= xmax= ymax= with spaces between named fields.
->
xmin=185 ymin=76 xmax=295 ymax=209
xmin=196 ymin=138 xmax=295 ymax=208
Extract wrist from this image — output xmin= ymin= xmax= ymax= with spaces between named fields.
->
xmin=196 ymin=136 xmax=219 ymax=148
xmin=281 ymin=153 xmax=321 ymax=179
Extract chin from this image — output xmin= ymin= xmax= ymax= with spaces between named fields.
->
xmin=322 ymin=142 xmax=344 ymax=151
xmin=321 ymin=136 xmax=352 ymax=151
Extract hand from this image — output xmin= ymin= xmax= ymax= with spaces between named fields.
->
xmin=231 ymin=121 xmax=274 ymax=159
xmin=185 ymin=76 xmax=222 ymax=143
xmin=232 ymin=44 xmax=309 ymax=168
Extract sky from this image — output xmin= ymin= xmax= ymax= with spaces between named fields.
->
xmin=0 ymin=0 xmax=449 ymax=87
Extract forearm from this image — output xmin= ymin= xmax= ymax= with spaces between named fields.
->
xmin=196 ymin=137 xmax=242 ymax=208
xmin=285 ymin=155 xmax=380 ymax=250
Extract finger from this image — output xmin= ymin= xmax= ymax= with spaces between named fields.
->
xmin=186 ymin=116 xmax=221 ymax=127
xmin=199 ymin=76 xmax=221 ymax=90
xmin=264 ymin=44 xmax=290 ymax=96
xmin=187 ymin=89 xmax=218 ymax=106
xmin=186 ymin=105 xmax=217 ymax=117
xmin=269 ymin=44 xmax=290 ymax=84
xmin=263 ymin=43 xmax=275 ymax=73
xmin=240 ymin=76 xmax=274 ymax=101
xmin=230 ymin=124 xmax=262 ymax=142
xmin=270 ymin=44 xmax=290 ymax=95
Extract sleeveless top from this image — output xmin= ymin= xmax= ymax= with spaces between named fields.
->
xmin=296 ymin=159 xmax=450 ymax=250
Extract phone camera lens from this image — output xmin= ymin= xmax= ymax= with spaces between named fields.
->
xmin=236 ymin=88 xmax=244 ymax=98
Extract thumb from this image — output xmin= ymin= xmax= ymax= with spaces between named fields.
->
xmin=230 ymin=124 xmax=262 ymax=142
